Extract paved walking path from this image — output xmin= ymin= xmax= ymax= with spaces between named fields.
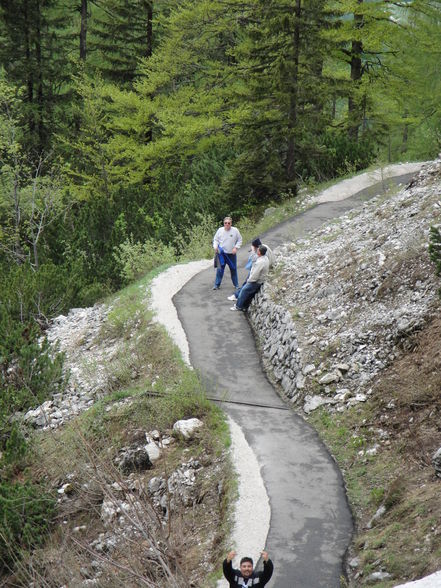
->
xmin=171 ymin=165 xmax=423 ymax=587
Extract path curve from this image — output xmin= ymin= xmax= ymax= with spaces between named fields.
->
xmin=152 ymin=164 xmax=422 ymax=588
xmin=172 ymin=164 xmax=424 ymax=587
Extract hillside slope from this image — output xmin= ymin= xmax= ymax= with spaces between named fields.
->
xmin=248 ymin=158 xmax=441 ymax=586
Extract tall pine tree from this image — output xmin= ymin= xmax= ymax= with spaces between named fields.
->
xmin=0 ymin=0 xmax=75 ymax=154
xmin=88 ymin=0 xmax=153 ymax=86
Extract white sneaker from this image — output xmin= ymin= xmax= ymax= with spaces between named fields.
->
xmin=227 ymin=294 xmax=236 ymax=301
xmin=230 ymin=305 xmax=238 ymax=311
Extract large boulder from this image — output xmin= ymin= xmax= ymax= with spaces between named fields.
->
xmin=173 ymin=418 xmax=203 ymax=439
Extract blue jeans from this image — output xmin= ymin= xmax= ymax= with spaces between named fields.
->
xmin=236 ymin=281 xmax=262 ymax=310
xmin=215 ymin=254 xmax=238 ymax=288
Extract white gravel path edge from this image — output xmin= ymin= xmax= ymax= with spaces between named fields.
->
xmin=150 ymin=259 xmax=212 ymax=366
xmin=149 ymin=260 xmax=271 ymax=582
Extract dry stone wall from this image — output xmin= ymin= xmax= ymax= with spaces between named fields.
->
xmin=247 ymin=295 xmax=302 ymax=402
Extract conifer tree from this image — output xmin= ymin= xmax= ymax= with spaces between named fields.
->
xmin=88 ymin=0 xmax=153 ymax=86
xmin=323 ymin=0 xmax=400 ymax=142
xmin=379 ymin=0 xmax=441 ymax=160
xmin=0 ymin=0 xmax=75 ymax=154
xmin=221 ymin=0 xmax=333 ymax=198
xmin=119 ymin=0 xmax=336 ymax=203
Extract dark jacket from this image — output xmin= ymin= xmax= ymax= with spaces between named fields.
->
xmin=222 ymin=558 xmax=274 ymax=587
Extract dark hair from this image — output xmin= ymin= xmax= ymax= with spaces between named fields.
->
xmin=258 ymin=245 xmax=267 ymax=256
xmin=240 ymin=556 xmax=253 ymax=566
xmin=251 ymin=237 xmax=262 ymax=248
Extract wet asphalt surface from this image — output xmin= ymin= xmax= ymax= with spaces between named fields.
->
xmin=174 ymin=173 xmax=415 ymax=587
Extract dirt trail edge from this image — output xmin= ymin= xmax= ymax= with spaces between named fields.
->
xmin=172 ymin=164 xmax=424 ymax=588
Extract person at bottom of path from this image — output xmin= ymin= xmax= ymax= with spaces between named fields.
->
xmin=213 ymin=216 xmax=242 ymax=290
xmin=231 ymin=245 xmax=269 ymax=311
xmin=223 ymin=550 xmax=274 ymax=587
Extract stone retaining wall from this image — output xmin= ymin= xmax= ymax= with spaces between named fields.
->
xmin=247 ymin=287 xmax=303 ymax=403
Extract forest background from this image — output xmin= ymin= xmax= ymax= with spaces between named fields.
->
xmin=1 ymin=0 xmax=441 ymax=580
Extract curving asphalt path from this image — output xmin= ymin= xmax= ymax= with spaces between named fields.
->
xmin=174 ymin=170 xmax=420 ymax=587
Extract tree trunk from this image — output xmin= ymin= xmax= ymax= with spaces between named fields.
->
xmin=401 ymin=110 xmax=409 ymax=154
xmin=348 ymin=38 xmax=362 ymax=140
xmin=145 ymin=1 xmax=153 ymax=142
xmin=348 ymin=0 xmax=363 ymax=140
xmin=146 ymin=1 xmax=153 ymax=58
xmin=285 ymin=0 xmax=301 ymax=194
xmin=35 ymin=0 xmax=44 ymax=150
xmin=24 ymin=0 xmax=35 ymax=135
xmin=80 ymin=0 xmax=87 ymax=60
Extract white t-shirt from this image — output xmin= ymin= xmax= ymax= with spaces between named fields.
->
xmin=213 ymin=226 xmax=243 ymax=253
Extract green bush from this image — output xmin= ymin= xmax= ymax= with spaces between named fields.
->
xmin=0 ymin=263 xmax=66 ymax=452
xmin=0 ymin=482 xmax=55 ymax=569
xmin=429 ymin=225 xmax=441 ymax=289
xmin=175 ymin=212 xmax=215 ymax=261
xmin=319 ymin=130 xmax=377 ymax=181
xmin=1 ymin=423 xmax=28 ymax=466
xmin=0 ymin=337 xmax=65 ymax=415
xmin=113 ymin=236 xmax=176 ymax=284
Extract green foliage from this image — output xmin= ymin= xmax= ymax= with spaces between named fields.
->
xmin=113 ymin=236 xmax=176 ymax=284
xmin=380 ymin=0 xmax=441 ymax=161
xmin=1 ymin=423 xmax=28 ymax=466
xmin=0 ymin=260 xmax=81 ymax=330
xmin=88 ymin=0 xmax=154 ymax=86
xmin=0 ymin=0 xmax=75 ymax=153
xmin=0 ymin=481 xmax=55 ymax=569
xmin=142 ymin=370 xmax=215 ymax=433
xmin=323 ymin=0 xmax=399 ymax=138
xmin=370 ymin=486 xmax=385 ymax=506
xmin=175 ymin=212 xmax=216 ymax=261
xmin=63 ymin=72 xmax=119 ymax=202
xmin=0 ymin=335 xmax=65 ymax=451
xmin=320 ymin=130 xmax=376 ymax=179
xmin=429 ymin=225 xmax=441 ymax=292
xmin=0 ymin=262 xmax=67 ymax=455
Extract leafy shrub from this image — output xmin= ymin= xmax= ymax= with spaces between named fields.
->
xmin=0 ymin=265 xmax=66 ymax=440
xmin=175 ymin=212 xmax=215 ymax=261
xmin=1 ymin=423 xmax=28 ymax=466
xmin=370 ymin=486 xmax=385 ymax=506
xmin=0 ymin=337 xmax=65 ymax=415
xmin=0 ymin=482 xmax=55 ymax=569
xmin=318 ymin=130 xmax=377 ymax=181
xmin=113 ymin=236 xmax=176 ymax=284
xmin=0 ymin=260 xmax=87 ymax=324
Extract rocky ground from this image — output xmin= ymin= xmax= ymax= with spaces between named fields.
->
xmin=247 ymin=158 xmax=441 ymax=586
xmin=253 ymin=158 xmax=440 ymax=415
xmin=12 ymin=286 xmax=231 ymax=587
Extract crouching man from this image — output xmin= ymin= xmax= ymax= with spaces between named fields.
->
xmin=223 ymin=550 xmax=274 ymax=587
xmin=230 ymin=245 xmax=269 ymax=311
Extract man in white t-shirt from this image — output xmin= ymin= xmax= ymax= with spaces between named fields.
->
xmin=212 ymin=216 xmax=243 ymax=290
